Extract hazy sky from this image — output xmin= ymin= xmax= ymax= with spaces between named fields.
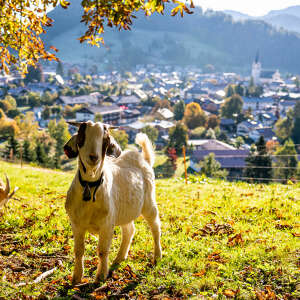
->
xmin=195 ymin=0 xmax=300 ymax=16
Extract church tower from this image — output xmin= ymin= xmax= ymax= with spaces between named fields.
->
xmin=251 ymin=50 xmax=261 ymax=85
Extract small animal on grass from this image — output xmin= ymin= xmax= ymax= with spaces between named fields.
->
xmin=0 ymin=174 xmax=19 ymax=208
xmin=64 ymin=121 xmax=162 ymax=285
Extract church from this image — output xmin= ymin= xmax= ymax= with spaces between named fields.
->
xmin=251 ymin=51 xmax=281 ymax=85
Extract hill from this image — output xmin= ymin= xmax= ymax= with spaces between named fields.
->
xmin=0 ymin=160 xmax=299 ymax=298
xmin=44 ymin=2 xmax=300 ymax=73
xmin=226 ymin=5 xmax=300 ymax=34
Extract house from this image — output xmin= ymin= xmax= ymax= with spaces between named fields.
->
xmin=156 ymin=108 xmax=174 ymax=120
xmin=76 ymin=105 xmax=122 ymax=124
xmin=57 ymin=95 xmax=98 ymax=106
xmin=188 ymin=139 xmax=236 ymax=151
xmin=121 ymin=109 xmax=141 ymax=123
xmin=220 ymin=118 xmax=235 ymax=132
xmin=237 ymin=120 xmax=259 ymax=136
xmin=190 ymin=149 xmax=250 ymax=176
xmin=118 ymin=95 xmax=141 ymax=108
xmin=121 ymin=121 xmax=148 ymax=142
xmin=249 ymin=127 xmax=276 ymax=142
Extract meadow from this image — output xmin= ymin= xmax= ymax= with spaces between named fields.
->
xmin=0 ymin=160 xmax=299 ymax=299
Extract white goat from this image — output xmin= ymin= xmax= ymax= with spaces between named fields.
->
xmin=64 ymin=121 xmax=161 ymax=285
xmin=0 ymin=174 xmax=18 ymax=208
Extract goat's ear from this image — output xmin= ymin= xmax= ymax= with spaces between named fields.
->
xmin=107 ymin=135 xmax=122 ymax=158
xmin=64 ymin=135 xmax=78 ymax=159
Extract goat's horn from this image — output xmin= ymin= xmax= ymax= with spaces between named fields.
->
xmin=67 ymin=121 xmax=85 ymax=128
xmin=4 ymin=174 xmax=10 ymax=196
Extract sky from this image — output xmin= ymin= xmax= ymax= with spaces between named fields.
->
xmin=195 ymin=0 xmax=300 ymax=17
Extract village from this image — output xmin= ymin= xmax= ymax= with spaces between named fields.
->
xmin=0 ymin=52 xmax=299 ymax=181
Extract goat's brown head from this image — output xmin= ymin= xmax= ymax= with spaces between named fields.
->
xmin=64 ymin=121 xmax=121 ymax=177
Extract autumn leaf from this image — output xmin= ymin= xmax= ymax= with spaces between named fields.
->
xmin=227 ymin=233 xmax=244 ymax=247
xmin=192 ymin=269 xmax=206 ymax=277
xmin=223 ymin=288 xmax=239 ymax=298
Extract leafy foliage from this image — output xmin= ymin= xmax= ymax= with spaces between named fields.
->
xmin=183 ymin=102 xmax=207 ymax=129
xmin=141 ymin=125 xmax=158 ymax=144
xmin=273 ymin=139 xmax=298 ymax=182
xmin=221 ymin=94 xmax=244 ymax=119
xmin=167 ymin=122 xmax=188 ymax=155
xmin=110 ymin=129 xmax=128 ymax=150
xmin=174 ymin=100 xmax=185 ymax=121
xmin=199 ymin=153 xmax=228 ymax=179
xmin=244 ymin=136 xmax=273 ymax=183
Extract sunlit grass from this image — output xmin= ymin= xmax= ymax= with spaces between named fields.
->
xmin=0 ymin=161 xmax=299 ymax=299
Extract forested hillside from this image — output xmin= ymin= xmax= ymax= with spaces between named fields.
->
xmin=44 ymin=1 xmax=300 ymax=73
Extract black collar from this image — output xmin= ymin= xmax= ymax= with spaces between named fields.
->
xmin=78 ymin=171 xmax=104 ymax=202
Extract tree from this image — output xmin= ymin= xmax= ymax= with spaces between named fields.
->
xmin=4 ymin=134 xmax=20 ymax=160
xmin=291 ymin=102 xmax=300 ymax=144
xmin=275 ymin=109 xmax=294 ymax=142
xmin=56 ymin=61 xmax=64 ymax=77
xmin=35 ymin=142 xmax=48 ymax=166
xmin=48 ymin=119 xmax=71 ymax=168
xmin=42 ymin=106 xmax=51 ymax=120
xmin=24 ymin=64 xmax=44 ymax=83
xmin=235 ymin=136 xmax=245 ymax=149
xmin=221 ymin=94 xmax=244 ymax=119
xmin=167 ymin=122 xmax=188 ymax=155
xmin=110 ymin=130 xmax=128 ymax=150
xmin=274 ymin=139 xmax=298 ymax=182
xmin=225 ymin=85 xmax=235 ymax=97
xmin=141 ymin=125 xmax=158 ymax=144
xmin=183 ymin=102 xmax=207 ymax=129
xmin=244 ymin=136 xmax=273 ymax=183
xmin=22 ymin=139 xmax=36 ymax=162
xmin=174 ymin=100 xmax=185 ymax=121
xmin=206 ymin=114 xmax=220 ymax=129
xmin=0 ymin=0 xmax=193 ymax=74
xmin=199 ymin=153 xmax=228 ymax=179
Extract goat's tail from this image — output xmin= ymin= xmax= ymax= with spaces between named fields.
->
xmin=135 ymin=133 xmax=155 ymax=167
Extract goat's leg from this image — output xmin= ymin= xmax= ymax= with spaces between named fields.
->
xmin=143 ymin=209 xmax=162 ymax=263
xmin=72 ymin=230 xmax=86 ymax=285
xmin=113 ymin=222 xmax=135 ymax=264
xmin=95 ymin=227 xmax=113 ymax=283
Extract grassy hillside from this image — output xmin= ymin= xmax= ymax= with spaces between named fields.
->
xmin=0 ymin=161 xmax=299 ymax=299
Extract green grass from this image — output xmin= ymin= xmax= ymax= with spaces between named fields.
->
xmin=0 ymin=161 xmax=299 ymax=299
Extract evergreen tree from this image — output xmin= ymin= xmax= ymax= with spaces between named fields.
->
xmin=4 ymin=134 xmax=20 ymax=159
xmin=22 ymin=139 xmax=36 ymax=162
xmin=225 ymin=85 xmax=235 ymax=97
xmin=56 ymin=61 xmax=64 ymax=77
xmin=244 ymin=136 xmax=272 ymax=183
xmin=167 ymin=122 xmax=188 ymax=155
xmin=35 ymin=142 xmax=47 ymax=166
xmin=174 ymin=100 xmax=185 ymax=121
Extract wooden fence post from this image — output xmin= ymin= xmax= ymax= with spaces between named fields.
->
xmin=182 ymin=146 xmax=187 ymax=185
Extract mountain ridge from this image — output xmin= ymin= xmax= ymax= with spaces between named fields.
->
xmin=44 ymin=2 xmax=300 ymax=73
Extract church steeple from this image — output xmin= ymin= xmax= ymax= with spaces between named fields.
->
xmin=255 ymin=49 xmax=260 ymax=64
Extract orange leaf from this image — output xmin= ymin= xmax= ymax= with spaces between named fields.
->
xmin=192 ymin=269 xmax=206 ymax=277
xmin=223 ymin=288 xmax=239 ymax=298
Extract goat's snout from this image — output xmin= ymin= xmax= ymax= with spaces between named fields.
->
xmin=89 ymin=153 xmax=99 ymax=164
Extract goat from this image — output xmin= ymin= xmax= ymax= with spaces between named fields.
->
xmin=64 ymin=121 xmax=161 ymax=285
xmin=0 ymin=174 xmax=18 ymax=208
